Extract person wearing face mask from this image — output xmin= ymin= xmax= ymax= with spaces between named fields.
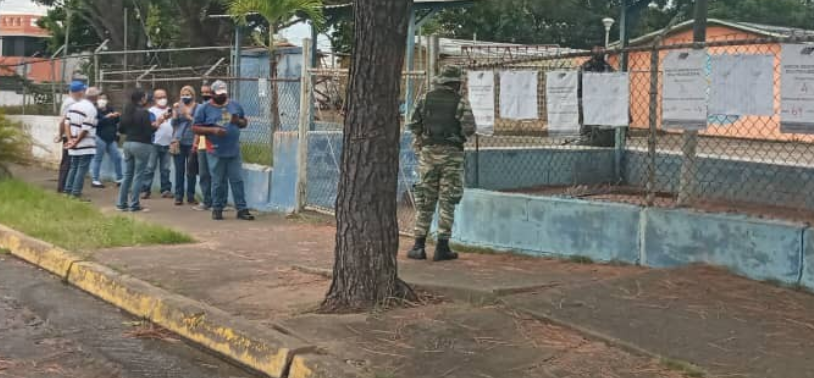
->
xmin=191 ymin=84 xmax=228 ymax=211
xmin=170 ymin=86 xmax=199 ymax=206
xmin=192 ymin=80 xmax=254 ymax=221
xmin=90 ymin=93 xmax=123 ymax=188
xmin=141 ymin=88 xmax=175 ymax=199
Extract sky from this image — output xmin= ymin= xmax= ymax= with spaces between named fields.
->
xmin=2 ymin=0 xmax=331 ymax=51
xmin=0 ymin=0 xmax=49 ymax=15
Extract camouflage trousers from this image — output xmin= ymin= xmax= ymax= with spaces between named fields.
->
xmin=413 ymin=145 xmax=464 ymax=239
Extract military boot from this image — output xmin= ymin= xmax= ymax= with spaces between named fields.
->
xmin=407 ymin=237 xmax=427 ymax=260
xmin=433 ymin=239 xmax=459 ymax=262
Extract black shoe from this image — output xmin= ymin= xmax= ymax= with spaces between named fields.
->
xmin=407 ymin=237 xmax=427 ymax=260
xmin=236 ymin=209 xmax=255 ymax=221
xmin=212 ymin=210 xmax=224 ymax=220
xmin=433 ymin=239 xmax=459 ymax=262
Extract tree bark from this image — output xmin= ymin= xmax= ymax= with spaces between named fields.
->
xmin=321 ymin=0 xmax=415 ymax=311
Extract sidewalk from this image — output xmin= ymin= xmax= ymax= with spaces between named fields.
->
xmin=13 ymin=166 xmax=814 ymax=378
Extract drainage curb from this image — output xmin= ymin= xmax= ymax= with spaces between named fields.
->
xmin=0 ymin=224 xmax=320 ymax=378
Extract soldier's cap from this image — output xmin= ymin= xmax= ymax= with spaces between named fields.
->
xmin=434 ymin=65 xmax=463 ymax=85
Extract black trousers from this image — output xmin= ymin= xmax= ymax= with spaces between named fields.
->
xmin=57 ymin=146 xmax=71 ymax=193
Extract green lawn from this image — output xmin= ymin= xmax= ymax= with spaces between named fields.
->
xmin=0 ymin=179 xmax=192 ymax=252
xmin=241 ymin=142 xmax=273 ymax=166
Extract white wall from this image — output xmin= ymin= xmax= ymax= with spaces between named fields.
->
xmin=8 ymin=115 xmax=62 ymax=167
xmin=0 ymin=90 xmax=25 ymax=107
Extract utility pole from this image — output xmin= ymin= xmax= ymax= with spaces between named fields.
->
xmin=60 ymin=7 xmax=72 ymax=85
xmin=123 ymin=7 xmax=129 ymax=85
xmin=677 ymin=0 xmax=708 ymax=206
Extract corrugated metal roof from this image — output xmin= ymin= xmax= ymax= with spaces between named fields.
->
xmin=325 ymin=0 xmax=477 ymax=10
xmin=618 ymin=18 xmax=814 ymax=47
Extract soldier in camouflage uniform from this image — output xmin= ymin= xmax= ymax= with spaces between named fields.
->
xmin=407 ymin=66 xmax=476 ymax=261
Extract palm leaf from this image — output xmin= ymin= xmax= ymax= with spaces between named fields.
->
xmin=227 ymin=0 xmax=325 ymax=30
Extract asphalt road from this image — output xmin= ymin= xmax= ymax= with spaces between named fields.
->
xmin=0 ymin=254 xmax=258 ymax=378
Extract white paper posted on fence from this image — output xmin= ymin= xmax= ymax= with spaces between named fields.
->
xmin=780 ymin=44 xmax=814 ymax=134
xmin=499 ymin=71 xmax=538 ymax=120
xmin=545 ymin=71 xmax=580 ymax=135
xmin=467 ymin=71 xmax=496 ymax=136
xmin=709 ymin=54 xmax=773 ymax=117
xmin=662 ymin=50 xmax=708 ymax=130
xmin=582 ymin=72 xmax=630 ymax=127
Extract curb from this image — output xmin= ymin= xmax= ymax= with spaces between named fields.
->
xmin=0 ymin=224 xmax=322 ymax=378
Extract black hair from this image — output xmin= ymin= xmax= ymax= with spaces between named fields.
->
xmin=122 ymin=88 xmax=147 ymax=122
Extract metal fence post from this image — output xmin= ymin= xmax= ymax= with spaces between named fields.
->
xmin=646 ymin=47 xmax=659 ymax=206
xmin=296 ymin=39 xmax=313 ymax=213
xmin=677 ymin=0 xmax=708 ymax=206
xmin=21 ymin=63 xmax=28 ymax=115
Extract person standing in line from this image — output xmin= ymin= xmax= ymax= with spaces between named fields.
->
xmin=406 ymin=66 xmax=475 ymax=261
xmin=63 ymin=87 xmax=100 ymax=200
xmin=56 ymin=81 xmax=85 ymax=193
xmin=116 ymin=88 xmax=154 ymax=212
xmin=193 ymin=84 xmax=230 ymax=211
xmin=141 ymin=89 xmax=174 ymax=199
xmin=90 ymin=92 xmax=123 ymax=188
xmin=192 ymin=80 xmax=254 ymax=221
xmin=171 ymin=86 xmax=199 ymax=206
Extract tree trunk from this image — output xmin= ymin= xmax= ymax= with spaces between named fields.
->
xmin=321 ymin=0 xmax=415 ymax=311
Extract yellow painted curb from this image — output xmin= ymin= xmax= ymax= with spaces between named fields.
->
xmin=0 ymin=225 xmax=82 ymax=278
xmin=0 ymin=224 xmax=313 ymax=378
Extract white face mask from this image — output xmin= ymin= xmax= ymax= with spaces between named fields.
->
xmin=156 ymin=98 xmax=168 ymax=107
xmin=97 ymin=99 xmax=108 ymax=109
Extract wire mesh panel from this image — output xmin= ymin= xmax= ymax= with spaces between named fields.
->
xmin=463 ymin=33 xmax=814 ymax=223
xmin=305 ymin=70 xmax=427 ymax=235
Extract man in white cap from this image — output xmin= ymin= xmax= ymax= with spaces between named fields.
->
xmin=192 ymin=80 xmax=254 ymax=221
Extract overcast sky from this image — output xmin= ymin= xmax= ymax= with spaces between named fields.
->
xmin=0 ymin=0 xmax=49 ymax=15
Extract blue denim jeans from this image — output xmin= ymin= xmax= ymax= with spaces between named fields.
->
xmin=142 ymin=144 xmax=172 ymax=194
xmin=64 ymin=154 xmax=93 ymax=197
xmin=117 ymin=142 xmax=152 ymax=210
xmin=173 ymin=144 xmax=196 ymax=202
xmin=197 ymin=150 xmax=212 ymax=208
xmin=208 ymin=153 xmax=247 ymax=211
xmin=91 ymin=139 xmax=123 ymax=182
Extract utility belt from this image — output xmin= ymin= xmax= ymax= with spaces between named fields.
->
xmin=422 ymin=134 xmax=464 ymax=150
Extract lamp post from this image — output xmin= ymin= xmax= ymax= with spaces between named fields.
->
xmin=603 ymin=17 xmax=615 ymax=48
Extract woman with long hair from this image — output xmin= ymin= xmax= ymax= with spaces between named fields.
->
xmin=171 ymin=85 xmax=199 ymax=205
xmin=116 ymin=88 xmax=156 ymax=212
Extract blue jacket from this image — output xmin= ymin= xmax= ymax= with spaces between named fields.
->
xmin=172 ymin=104 xmax=198 ymax=146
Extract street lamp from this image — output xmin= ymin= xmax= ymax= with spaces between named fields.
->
xmin=602 ymin=17 xmax=615 ymax=48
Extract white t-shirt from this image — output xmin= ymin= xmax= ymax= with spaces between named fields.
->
xmin=59 ymin=96 xmax=78 ymax=138
xmin=149 ymin=106 xmax=173 ymax=146
xmin=66 ymin=99 xmax=98 ymax=156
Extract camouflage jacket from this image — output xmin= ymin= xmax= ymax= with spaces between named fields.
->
xmin=407 ymin=84 xmax=476 ymax=150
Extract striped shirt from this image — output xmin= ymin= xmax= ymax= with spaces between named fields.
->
xmin=66 ymin=99 xmax=98 ymax=156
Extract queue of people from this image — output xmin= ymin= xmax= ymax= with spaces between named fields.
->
xmin=57 ymin=80 xmax=254 ymax=221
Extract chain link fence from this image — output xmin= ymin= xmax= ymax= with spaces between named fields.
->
xmin=305 ymin=69 xmax=426 ymax=234
xmin=464 ymin=33 xmax=814 ymax=223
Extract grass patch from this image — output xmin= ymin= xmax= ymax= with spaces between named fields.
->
xmin=568 ymin=255 xmax=595 ymax=264
xmin=660 ymin=358 xmax=706 ymax=377
xmin=241 ymin=142 xmax=273 ymax=166
xmin=448 ymin=242 xmax=503 ymax=255
xmin=0 ymin=248 xmax=9 ymax=255
xmin=0 ymin=179 xmax=192 ymax=252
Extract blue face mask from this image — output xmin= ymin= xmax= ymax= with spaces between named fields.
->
xmin=181 ymin=96 xmax=193 ymax=105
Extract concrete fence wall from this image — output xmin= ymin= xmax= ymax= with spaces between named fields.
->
xmin=452 ymin=189 xmax=813 ymax=290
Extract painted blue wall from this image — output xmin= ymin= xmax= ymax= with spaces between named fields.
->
xmin=268 ymin=132 xmax=299 ymax=212
xmin=625 ymin=150 xmax=814 ymax=210
xmin=452 ymin=190 xmax=641 ymax=263
xmin=468 ymin=147 xmax=616 ymax=190
xmin=643 ymin=208 xmax=805 ymax=284
xmin=802 ymin=229 xmax=814 ymax=289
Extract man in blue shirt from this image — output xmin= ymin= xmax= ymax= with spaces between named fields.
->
xmin=192 ymin=80 xmax=254 ymax=221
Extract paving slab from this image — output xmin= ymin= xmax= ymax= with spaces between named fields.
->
xmin=503 ymin=265 xmax=814 ymax=378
